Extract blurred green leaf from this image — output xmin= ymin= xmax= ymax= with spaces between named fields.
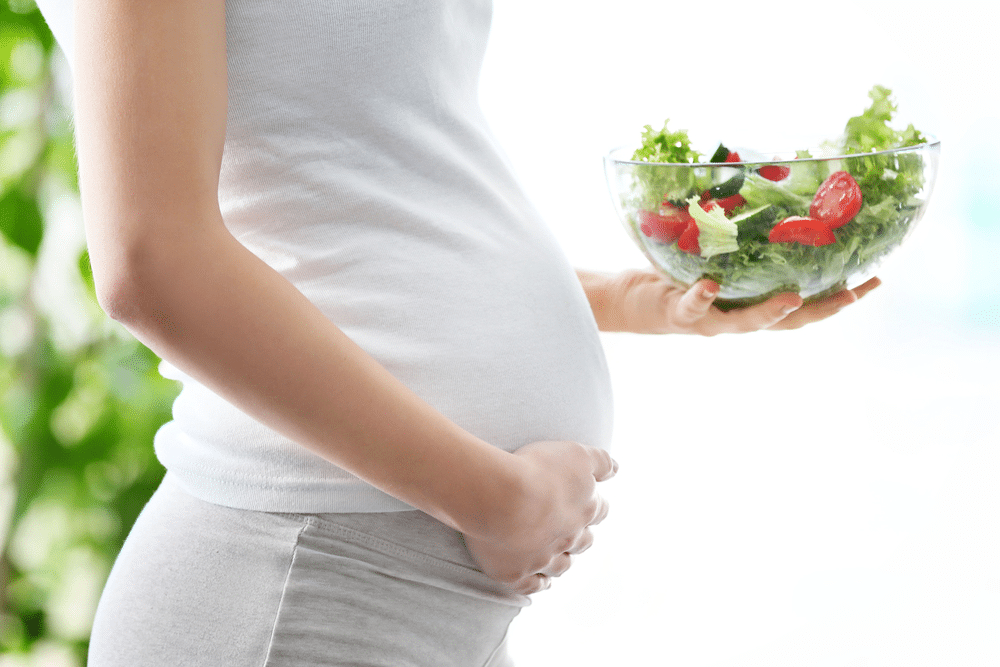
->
xmin=2 ymin=3 xmax=176 ymax=660
xmin=45 ymin=133 xmax=79 ymax=190
xmin=0 ymin=185 xmax=44 ymax=256
xmin=2 ymin=2 xmax=55 ymax=52
xmin=77 ymin=248 xmax=95 ymax=302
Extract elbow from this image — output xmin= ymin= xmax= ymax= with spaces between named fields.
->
xmin=90 ymin=238 xmax=172 ymax=328
xmin=85 ymin=206 xmax=228 ymax=329
xmin=93 ymin=256 xmax=153 ymax=325
xmin=94 ymin=255 xmax=185 ymax=343
xmin=95 ymin=277 xmax=139 ymax=324
xmin=79 ymin=186 xmax=230 ymax=327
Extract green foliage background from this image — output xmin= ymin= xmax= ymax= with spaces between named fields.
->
xmin=1 ymin=2 xmax=178 ymax=663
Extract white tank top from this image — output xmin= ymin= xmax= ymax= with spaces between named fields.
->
xmin=37 ymin=0 xmax=614 ymax=512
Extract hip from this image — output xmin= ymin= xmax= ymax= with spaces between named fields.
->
xmin=88 ymin=474 xmax=524 ymax=666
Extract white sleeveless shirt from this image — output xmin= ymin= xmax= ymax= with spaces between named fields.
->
xmin=38 ymin=0 xmax=614 ymax=512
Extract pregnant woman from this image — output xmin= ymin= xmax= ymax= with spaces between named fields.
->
xmin=34 ymin=0 xmax=876 ymax=664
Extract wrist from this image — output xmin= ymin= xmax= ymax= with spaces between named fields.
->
xmin=578 ymin=269 xmax=626 ymax=332
xmin=579 ymin=268 xmax=658 ymax=333
xmin=423 ymin=441 xmax=527 ymax=538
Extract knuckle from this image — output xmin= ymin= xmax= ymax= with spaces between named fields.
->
xmin=517 ymin=575 xmax=548 ymax=595
xmin=494 ymin=565 xmax=530 ymax=585
xmin=697 ymin=325 xmax=719 ymax=337
xmin=553 ymin=555 xmax=573 ymax=577
xmin=529 ymin=554 xmax=552 ymax=574
xmin=588 ymin=496 xmax=609 ymax=523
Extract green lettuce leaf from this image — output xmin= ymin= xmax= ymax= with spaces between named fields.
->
xmin=841 ymin=85 xmax=929 ymax=207
xmin=632 ymin=119 xmax=701 ymax=164
xmin=628 ymin=120 xmax=703 ymax=210
xmin=686 ymin=196 xmax=738 ymax=259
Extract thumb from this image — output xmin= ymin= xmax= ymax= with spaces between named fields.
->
xmin=675 ymin=279 xmax=718 ymax=323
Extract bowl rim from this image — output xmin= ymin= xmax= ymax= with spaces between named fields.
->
xmin=606 ymin=136 xmax=941 ymax=167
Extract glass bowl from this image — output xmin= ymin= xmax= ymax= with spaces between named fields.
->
xmin=604 ymin=140 xmax=941 ymax=310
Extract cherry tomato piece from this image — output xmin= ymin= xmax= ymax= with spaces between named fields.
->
xmin=725 ymin=151 xmax=742 ymax=163
xmin=768 ymin=216 xmax=836 ymax=246
xmin=716 ymin=193 xmax=746 ymax=214
xmin=758 ymin=165 xmax=791 ymax=181
xmin=698 ymin=195 xmax=744 ymax=215
xmin=810 ymin=171 xmax=862 ymax=229
xmin=639 ymin=209 xmax=691 ymax=244
xmin=677 ymin=219 xmax=701 ymax=254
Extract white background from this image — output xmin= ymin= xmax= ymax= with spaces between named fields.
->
xmin=478 ymin=1 xmax=1000 ymax=665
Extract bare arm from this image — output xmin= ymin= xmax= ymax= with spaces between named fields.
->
xmin=74 ymin=0 xmax=614 ymax=593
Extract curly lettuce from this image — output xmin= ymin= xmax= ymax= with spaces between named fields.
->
xmin=686 ymin=196 xmax=738 ymax=259
xmin=840 ymin=86 xmax=929 ymax=209
xmin=632 ymin=119 xmax=701 ymax=164
xmin=629 ymin=120 xmax=703 ymax=210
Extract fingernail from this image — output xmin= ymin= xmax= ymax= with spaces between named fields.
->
xmin=702 ymin=286 xmax=717 ymax=299
xmin=781 ymin=305 xmax=800 ymax=315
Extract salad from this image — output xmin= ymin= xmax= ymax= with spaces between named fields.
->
xmin=617 ymin=85 xmax=937 ymax=309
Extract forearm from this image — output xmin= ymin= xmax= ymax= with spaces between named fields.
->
xmin=106 ymin=219 xmax=516 ymax=535
xmin=576 ymin=268 xmax=639 ymax=332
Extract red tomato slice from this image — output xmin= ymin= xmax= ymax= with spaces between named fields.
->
xmin=758 ymin=165 xmax=791 ymax=181
xmin=810 ymin=171 xmax=862 ymax=229
xmin=639 ymin=209 xmax=691 ymax=243
xmin=725 ymin=151 xmax=742 ymax=163
xmin=716 ymin=193 xmax=747 ymax=214
xmin=768 ymin=216 xmax=836 ymax=246
xmin=677 ymin=219 xmax=700 ymax=254
xmin=698 ymin=194 xmax=745 ymax=215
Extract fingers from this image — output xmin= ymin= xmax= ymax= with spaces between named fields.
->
xmin=772 ymin=295 xmax=849 ymax=330
xmin=726 ymin=295 xmax=803 ymax=333
xmin=512 ymin=574 xmax=552 ymax=596
xmin=471 ymin=440 xmax=616 ymax=596
xmin=682 ymin=280 xmax=802 ymax=335
xmin=588 ymin=446 xmax=619 ymax=482
xmin=708 ymin=275 xmax=882 ymax=334
xmin=590 ymin=494 xmax=610 ymax=526
xmin=769 ymin=276 xmax=882 ymax=331
xmin=522 ymin=534 xmax=592 ymax=593
xmin=851 ymin=276 xmax=882 ymax=299
xmin=675 ymin=279 xmax=719 ymax=326
xmin=532 ymin=528 xmax=596 ymax=587
xmin=567 ymin=528 xmax=595 ymax=555
xmin=493 ymin=525 xmax=602 ymax=595
xmin=542 ymin=552 xmax=573 ymax=578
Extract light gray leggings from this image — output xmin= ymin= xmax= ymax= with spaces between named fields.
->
xmin=88 ymin=474 xmax=526 ymax=666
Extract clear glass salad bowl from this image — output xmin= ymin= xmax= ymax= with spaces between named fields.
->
xmin=604 ymin=140 xmax=941 ymax=310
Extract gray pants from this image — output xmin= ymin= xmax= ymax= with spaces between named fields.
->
xmin=89 ymin=474 xmax=526 ymax=666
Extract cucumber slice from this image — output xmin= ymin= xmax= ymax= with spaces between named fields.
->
xmin=709 ymin=143 xmax=730 ymax=163
xmin=708 ymin=171 xmax=745 ymax=199
xmin=731 ymin=204 xmax=778 ymax=244
xmin=729 ymin=204 xmax=775 ymax=226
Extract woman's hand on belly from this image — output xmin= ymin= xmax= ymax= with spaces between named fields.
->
xmin=461 ymin=440 xmax=617 ymax=596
